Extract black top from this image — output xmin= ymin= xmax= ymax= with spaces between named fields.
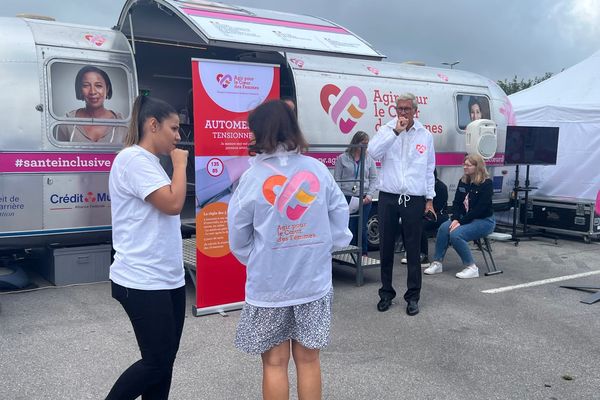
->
xmin=451 ymin=178 xmax=493 ymax=224
xmin=433 ymin=179 xmax=449 ymax=216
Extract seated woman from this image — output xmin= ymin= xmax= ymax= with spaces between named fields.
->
xmin=424 ymin=154 xmax=495 ymax=279
xmin=56 ymin=65 xmax=127 ymax=143
xmin=333 ymin=130 xmax=378 ymax=257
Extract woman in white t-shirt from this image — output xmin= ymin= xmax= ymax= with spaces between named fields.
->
xmin=106 ymin=95 xmax=188 ymax=400
xmin=228 ymin=100 xmax=352 ymax=400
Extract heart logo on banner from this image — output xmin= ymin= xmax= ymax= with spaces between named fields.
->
xmin=84 ymin=34 xmax=106 ymax=46
xmin=215 ymin=73 xmax=233 ymax=88
xmin=262 ymin=171 xmax=320 ymax=220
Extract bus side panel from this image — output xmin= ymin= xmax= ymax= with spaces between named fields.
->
xmin=0 ymin=53 xmax=42 ymax=151
xmin=293 ymin=68 xmax=471 ymax=153
xmin=0 ymin=174 xmax=44 ymax=233
xmin=43 ymin=174 xmax=112 ymax=231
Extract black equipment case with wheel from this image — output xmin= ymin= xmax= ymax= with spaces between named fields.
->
xmin=519 ymin=196 xmax=600 ymax=243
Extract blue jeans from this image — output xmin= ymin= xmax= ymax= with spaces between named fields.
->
xmin=433 ymin=216 xmax=496 ymax=266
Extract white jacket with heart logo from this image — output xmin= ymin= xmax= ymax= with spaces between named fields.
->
xmin=227 ymin=149 xmax=352 ymax=307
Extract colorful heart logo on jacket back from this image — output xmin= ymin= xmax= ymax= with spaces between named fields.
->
xmin=263 ymin=171 xmax=320 ymax=220
xmin=320 ymin=84 xmax=367 ymax=134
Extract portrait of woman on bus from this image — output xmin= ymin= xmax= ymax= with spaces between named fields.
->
xmin=55 ymin=65 xmax=127 ymax=143
xmin=468 ymin=96 xmax=491 ymax=122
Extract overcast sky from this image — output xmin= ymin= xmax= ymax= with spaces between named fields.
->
xmin=2 ymin=0 xmax=600 ymax=81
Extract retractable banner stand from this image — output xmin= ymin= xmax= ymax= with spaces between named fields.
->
xmin=192 ymin=59 xmax=280 ymax=316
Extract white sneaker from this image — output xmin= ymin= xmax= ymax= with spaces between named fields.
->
xmin=401 ymin=257 xmax=407 ymax=264
xmin=456 ymin=265 xmax=479 ymax=279
xmin=424 ymin=261 xmax=443 ymax=275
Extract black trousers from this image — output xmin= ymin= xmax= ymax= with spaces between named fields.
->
xmin=378 ymin=191 xmax=425 ymax=303
xmin=106 ymin=281 xmax=186 ymax=400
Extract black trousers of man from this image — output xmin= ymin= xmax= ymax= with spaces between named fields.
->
xmin=378 ymin=191 xmax=425 ymax=303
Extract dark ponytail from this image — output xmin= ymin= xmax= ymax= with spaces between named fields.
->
xmin=125 ymin=95 xmax=177 ymax=147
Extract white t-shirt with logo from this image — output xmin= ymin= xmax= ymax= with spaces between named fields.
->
xmin=109 ymin=145 xmax=184 ymax=290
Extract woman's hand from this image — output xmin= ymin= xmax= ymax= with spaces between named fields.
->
xmin=449 ymin=220 xmax=461 ymax=232
xmin=171 ymin=148 xmax=189 ymax=169
xmin=363 ymin=195 xmax=372 ymax=204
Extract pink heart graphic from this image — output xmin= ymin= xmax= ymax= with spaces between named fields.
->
xmin=367 ymin=66 xmax=379 ymax=75
xmin=319 ymin=84 xmax=368 ymax=134
xmin=215 ymin=73 xmax=232 ymax=88
xmin=290 ymin=58 xmax=304 ymax=68
xmin=416 ymin=144 xmax=426 ymax=154
xmin=84 ymin=34 xmax=106 ymax=47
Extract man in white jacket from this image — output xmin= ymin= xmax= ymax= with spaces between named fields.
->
xmin=368 ymin=93 xmax=436 ymax=316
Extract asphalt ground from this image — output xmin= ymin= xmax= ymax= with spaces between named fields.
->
xmin=1 ymin=236 xmax=599 ymax=400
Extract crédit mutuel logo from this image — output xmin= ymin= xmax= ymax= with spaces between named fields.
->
xmin=320 ymin=84 xmax=367 ymax=134
xmin=50 ymin=191 xmax=111 ymax=208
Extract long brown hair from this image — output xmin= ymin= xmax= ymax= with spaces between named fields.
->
xmin=247 ymin=100 xmax=308 ymax=155
xmin=125 ymin=95 xmax=177 ymax=147
xmin=345 ymin=131 xmax=369 ymax=155
xmin=461 ymin=153 xmax=489 ymax=185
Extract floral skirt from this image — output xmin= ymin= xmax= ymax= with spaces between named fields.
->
xmin=234 ymin=288 xmax=333 ymax=355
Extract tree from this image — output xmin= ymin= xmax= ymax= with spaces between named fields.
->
xmin=497 ymin=72 xmax=553 ymax=95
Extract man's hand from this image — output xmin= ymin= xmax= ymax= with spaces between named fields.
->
xmin=449 ymin=220 xmax=461 ymax=232
xmin=395 ymin=116 xmax=409 ymax=133
xmin=363 ymin=195 xmax=372 ymax=204
xmin=424 ymin=200 xmax=435 ymax=216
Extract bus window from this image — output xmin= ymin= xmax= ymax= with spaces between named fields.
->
xmin=457 ymin=94 xmax=490 ymax=130
xmin=48 ymin=61 xmax=130 ymax=144
xmin=53 ymin=123 xmax=128 ymax=144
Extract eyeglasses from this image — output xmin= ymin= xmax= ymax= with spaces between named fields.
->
xmin=396 ymin=107 xmax=414 ymax=114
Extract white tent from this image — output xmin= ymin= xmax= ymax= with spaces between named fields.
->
xmin=509 ymin=50 xmax=600 ymax=201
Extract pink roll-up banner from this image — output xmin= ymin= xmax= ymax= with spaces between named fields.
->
xmin=192 ymin=58 xmax=280 ymax=316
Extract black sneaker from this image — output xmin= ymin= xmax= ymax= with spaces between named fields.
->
xmin=377 ymin=298 xmax=392 ymax=312
xmin=420 ymin=255 xmax=430 ymax=266
xmin=406 ymin=300 xmax=419 ymax=316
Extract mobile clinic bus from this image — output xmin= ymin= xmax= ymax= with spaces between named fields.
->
xmin=0 ymin=0 xmax=515 ymax=311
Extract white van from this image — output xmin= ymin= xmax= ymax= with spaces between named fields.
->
xmin=0 ymin=0 xmax=514 ymax=251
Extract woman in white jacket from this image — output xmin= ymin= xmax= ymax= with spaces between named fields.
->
xmin=228 ymin=100 xmax=352 ymax=400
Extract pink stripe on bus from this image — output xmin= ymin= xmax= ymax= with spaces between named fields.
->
xmin=306 ymin=152 xmax=505 ymax=168
xmin=0 ymin=152 xmax=115 ymax=173
xmin=181 ymin=8 xmax=349 ymax=34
